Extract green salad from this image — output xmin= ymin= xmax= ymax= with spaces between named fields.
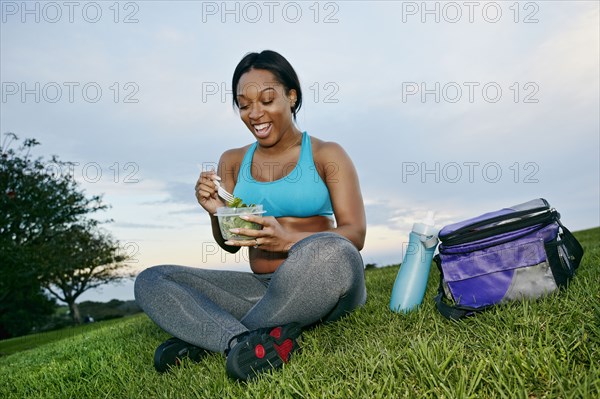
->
xmin=217 ymin=197 xmax=262 ymax=240
xmin=227 ymin=197 xmax=255 ymax=208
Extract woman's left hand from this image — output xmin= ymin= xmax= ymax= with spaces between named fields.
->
xmin=224 ymin=215 xmax=294 ymax=252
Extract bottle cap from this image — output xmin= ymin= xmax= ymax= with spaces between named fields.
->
xmin=412 ymin=211 xmax=438 ymax=236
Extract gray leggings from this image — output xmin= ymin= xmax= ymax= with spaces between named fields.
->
xmin=134 ymin=232 xmax=367 ymax=353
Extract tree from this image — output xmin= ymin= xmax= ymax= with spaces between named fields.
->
xmin=42 ymin=224 xmax=132 ymax=324
xmin=0 ymin=132 xmax=121 ymax=336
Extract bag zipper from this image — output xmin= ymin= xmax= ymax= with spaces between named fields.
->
xmin=441 ymin=207 xmax=559 ymax=246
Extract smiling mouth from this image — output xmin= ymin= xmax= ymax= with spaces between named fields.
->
xmin=253 ymin=122 xmax=272 ymax=137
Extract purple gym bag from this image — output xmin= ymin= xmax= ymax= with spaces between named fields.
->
xmin=434 ymin=198 xmax=584 ymax=320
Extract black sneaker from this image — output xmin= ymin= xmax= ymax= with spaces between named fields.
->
xmin=154 ymin=337 xmax=208 ymax=373
xmin=225 ymin=323 xmax=302 ymax=381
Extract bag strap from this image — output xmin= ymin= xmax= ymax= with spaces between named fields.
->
xmin=434 ymin=291 xmax=470 ymax=320
xmin=433 ymin=255 xmax=467 ymax=320
xmin=544 ymin=220 xmax=585 ymax=287
xmin=556 ymin=220 xmax=584 ymax=271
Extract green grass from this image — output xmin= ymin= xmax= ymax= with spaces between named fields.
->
xmin=0 ymin=317 xmax=130 ymax=357
xmin=1 ymin=228 xmax=598 ymax=398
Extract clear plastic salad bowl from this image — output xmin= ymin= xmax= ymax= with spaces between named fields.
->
xmin=215 ymin=205 xmax=265 ymax=240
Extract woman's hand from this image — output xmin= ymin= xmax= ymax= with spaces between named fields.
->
xmin=195 ymin=171 xmax=226 ymax=214
xmin=224 ymin=214 xmax=295 ymax=252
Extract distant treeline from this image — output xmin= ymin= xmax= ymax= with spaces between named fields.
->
xmin=77 ymin=299 xmax=142 ymax=321
xmin=40 ymin=300 xmax=142 ymax=332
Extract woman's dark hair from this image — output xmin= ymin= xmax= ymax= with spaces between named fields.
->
xmin=232 ymin=50 xmax=302 ymax=120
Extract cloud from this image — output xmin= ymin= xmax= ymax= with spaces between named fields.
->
xmin=113 ymin=222 xmax=175 ymax=229
xmin=365 ymin=200 xmax=415 ymax=231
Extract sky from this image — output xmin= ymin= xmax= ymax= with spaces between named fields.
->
xmin=1 ymin=1 xmax=599 ymax=302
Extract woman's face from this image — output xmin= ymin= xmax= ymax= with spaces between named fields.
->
xmin=236 ymin=68 xmax=297 ymax=145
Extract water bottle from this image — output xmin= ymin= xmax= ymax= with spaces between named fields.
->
xmin=390 ymin=211 xmax=439 ymax=313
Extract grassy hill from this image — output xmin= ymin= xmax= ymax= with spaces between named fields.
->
xmin=1 ymin=228 xmax=598 ymax=398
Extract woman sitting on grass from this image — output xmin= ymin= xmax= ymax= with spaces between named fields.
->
xmin=134 ymin=50 xmax=367 ymax=381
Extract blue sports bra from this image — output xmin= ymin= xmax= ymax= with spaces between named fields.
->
xmin=233 ymin=132 xmax=334 ymax=218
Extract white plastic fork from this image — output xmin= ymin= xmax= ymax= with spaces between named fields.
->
xmin=214 ymin=179 xmax=235 ymax=204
